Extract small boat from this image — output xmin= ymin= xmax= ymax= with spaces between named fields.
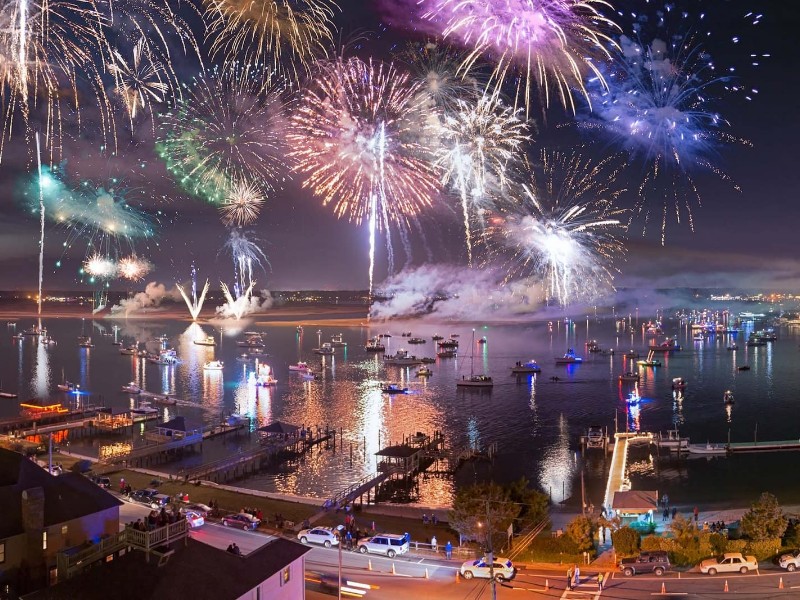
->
xmin=203 ymin=360 xmax=224 ymax=371
xmin=693 ymin=334 xmax=705 ymax=341
xmin=253 ymin=363 xmax=277 ymax=386
xmin=416 ymin=366 xmax=433 ymax=377
xmin=0 ymin=389 xmax=18 ymax=399
xmin=330 ymin=333 xmax=347 ymax=347
xmin=438 ymin=339 xmax=459 ymax=349
xmin=431 ymin=334 xmax=444 ymax=341
xmin=11 ymin=334 xmax=23 ymax=341
xmin=401 ymin=332 xmax=412 ymax=337
xmin=619 ymin=372 xmax=640 ymax=382
xmin=384 ymin=349 xmax=423 ymax=366
xmin=22 ymin=326 xmax=45 ymax=336
xmin=57 ymin=381 xmax=79 ymax=393
xmin=626 ymin=389 xmax=641 ymax=405
xmin=237 ymin=335 xmax=265 ymax=348
xmin=586 ymin=340 xmax=601 ymax=353
xmin=313 ymin=342 xmax=335 ymax=355
xmin=648 ymin=338 xmax=681 ymax=352
xmin=585 ymin=426 xmax=605 ymax=448
xmin=437 ymin=349 xmax=457 ymax=358
xmin=655 ymin=429 xmax=690 ymax=452
xmin=419 ymin=357 xmax=436 ymax=364
xmin=477 ymin=337 xmax=487 ymax=345
xmin=40 ymin=336 xmax=57 ymax=345
xmin=236 ymin=353 xmax=255 ymax=362
xmin=457 ymin=375 xmax=493 ymax=388
xmin=723 ymin=390 xmax=735 ymax=404
xmin=408 ymin=337 xmax=426 ymax=344
xmin=78 ymin=338 xmax=94 ymax=348
xmin=379 ymin=333 xmax=392 ymax=338
xmin=296 ymin=325 xmax=303 ymax=333
xmin=688 ymin=442 xmax=727 ymax=455
xmin=151 ymin=395 xmax=177 ymax=406
xmin=121 ymin=382 xmax=142 ymax=394
xmin=672 ymin=377 xmax=687 ymax=390
xmin=119 ymin=345 xmax=138 ymax=355
xmin=381 ymin=383 xmax=407 ymax=394
xmin=365 ymin=338 xmax=385 ymax=352
xmin=289 ymin=361 xmax=312 ymax=372
xmin=148 ymin=349 xmax=179 ymax=365
xmin=727 ymin=344 xmax=739 ymax=351
xmin=449 ymin=333 xmax=460 ymax=338
xmin=511 ymin=360 xmax=541 ymax=374
xmin=637 ymin=350 xmax=661 ymax=367
xmin=624 ymin=350 xmax=639 ymax=359
xmin=131 ymin=401 xmax=158 ymax=416
xmin=193 ymin=336 xmax=216 ymax=346
xmin=737 ymin=365 xmax=751 ymax=371
xmin=555 ymin=348 xmax=583 ymax=365
xmin=111 ymin=341 xmax=122 ymax=346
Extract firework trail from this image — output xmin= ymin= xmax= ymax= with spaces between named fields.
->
xmin=177 ymin=263 xmax=209 ymax=320
xmin=492 ymin=150 xmax=627 ymax=307
xmin=433 ymin=90 xmax=529 ymax=265
xmin=203 ymin=0 xmax=338 ymax=84
xmin=288 ymin=55 xmax=439 ymax=294
xmin=221 ymin=229 xmax=268 ymax=299
xmin=417 ymin=0 xmax=619 ymax=115
xmin=157 ymin=65 xmax=287 ymax=213
xmin=581 ymin=8 xmax=764 ymax=243
xmin=35 ymin=132 xmax=44 ymax=314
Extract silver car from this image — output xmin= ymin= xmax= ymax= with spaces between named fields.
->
xmin=460 ymin=557 xmax=516 ymax=581
xmin=356 ymin=533 xmax=409 ymax=558
xmin=298 ymin=527 xmax=340 ymax=548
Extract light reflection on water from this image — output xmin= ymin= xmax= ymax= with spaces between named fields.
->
xmin=5 ymin=316 xmax=800 ymax=506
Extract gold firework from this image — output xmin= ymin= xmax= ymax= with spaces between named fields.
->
xmin=219 ymin=179 xmax=265 ymax=226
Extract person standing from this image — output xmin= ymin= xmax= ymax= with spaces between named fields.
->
xmin=671 ymin=507 xmax=677 ymax=520
xmin=693 ymin=506 xmax=699 ymax=522
xmin=663 ymin=507 xmax=669 ymax=522
xmin=430 ymin=535 xmax=438 ymax=552
xmin=573 ymin=565 xmax=581 ymax=588
xmin=597 ymin=572 xmax=604 ymax=591
xmin=567 ymin=566 xmax=574 ymax=591
xmin=445 ymin=541 xmax=452 ymax=560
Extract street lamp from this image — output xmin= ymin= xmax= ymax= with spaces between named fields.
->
xmin=336 ymin=524 xmax=345 ymax=600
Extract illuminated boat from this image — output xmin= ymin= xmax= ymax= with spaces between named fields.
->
xmin=365 ymin=338 xmax=385 ymax=352
xmin=416 ymin=367 xmax=432 ymax=377
xmin=254 ymin=363 xmax=278 ymax=386
xmin=381 ymin=383 xmax=407 ymax=394
xmin=384 ymin=349 xmax=423 ymax=366
xmin=121 ymin=382 xmax=142 ymax=394
xmin=20 ymin=401 xmax=69 ymax=417
xmin=330 ymin=333 xmax=347 ymax=347
xmin=193 ymin=336 xmax=216 ymax=346
xmin=288 ymin=362 xmax=312 ymax=372
xmin=148 ymin=349 xmax=179 ymax=365
xmin=555 ymin=349 xmax=583 ymax=365
xmin=511 ymin=360 xmax=541 ymax=374
xmin=619 ymin=372 xmax=640 ymax=383
xmin=313 ymin=343 xmax=335 ymax=355
xmin=203 ymin=360 xmax=224 ymax=371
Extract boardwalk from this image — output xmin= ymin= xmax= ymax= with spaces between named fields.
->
xmin=603 ymin=433 xmax=652 ymax=510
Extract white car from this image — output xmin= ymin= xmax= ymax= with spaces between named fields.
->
xmin=356 ymin=533 xmax=409 ymax=558
xmin=184 ymin=510 xmax=205 ymax=529
xmin=699 ymin=553 xmax=758 ymax=575
xmin=460 ymin=557 xmax=516 ymax=581
xmin=298 ymin=527 xmax=340 ymax=548
xmin=778 ymin=550 xmax=800 ymax=571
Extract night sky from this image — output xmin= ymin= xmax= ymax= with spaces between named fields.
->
xmin=0 ymin=0 xmax=797 ymax=294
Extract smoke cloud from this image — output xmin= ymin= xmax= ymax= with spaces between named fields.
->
xmin=215 ymin=289 xmax=274 ymax=320
xmin=108 ymin=282 xmax=181 ymax=317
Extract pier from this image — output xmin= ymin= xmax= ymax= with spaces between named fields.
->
xmin=687 ymin=438 xmax=800 ymax=455
xmin=603 ymin=432 xmax=653 ymax=511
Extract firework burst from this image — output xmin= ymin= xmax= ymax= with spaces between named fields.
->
xmin=157 ymin=65 xmax=287 ymax=206
xmin=434 ymin=90 xmax=529 ymax=265
xmin=203 ymin=0 xmax=337 ymax=83
xmin=83 ymin=253 xmax=117 ymax=280
xmin=117 ymin=255 xmax=152 ymax=281
xmin=419 ymin=0 xmax=619 ymax=114
xmin=288 ymin=56 xmax=439 ymax=292
xmin=219 ymin=179 xmax=265 ymax=227
xmin=109 ymin=38 xmax=170 ymax=131
xmin=492 ymin=150 xmax=627 ymax=307
xmin=581 ymin=8 xmax=763 ymax=243
xmin=221 ymin=229 xmax=269 ymax=298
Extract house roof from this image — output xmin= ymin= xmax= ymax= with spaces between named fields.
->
xmin=23 ymin=537 xmax=311 ymax=600
xmin=612 ymin=490 xmax=659 ymax=512
xmin=0 ymin=448 xmax=122 ymax=538
xmin=375 ymin=444 xmax=420 ymax=458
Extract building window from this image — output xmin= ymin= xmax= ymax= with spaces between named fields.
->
xmin=49 ymin=567 xmax=58 ymax=586
xmin=282 ymin=566 xmax=290 ymax=585
xmin=42 ymin=531 xmax=47 ymax=550
xmin=0 ymin=542 xmax=5 ymax=563
xmin=256 ymin=588 xmax=260 ymax=600
xmin=61 ymin=525 xmax=68 ymax=535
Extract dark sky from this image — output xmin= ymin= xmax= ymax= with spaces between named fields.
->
xmin=0 ymin=0 xmax=797 ymax=293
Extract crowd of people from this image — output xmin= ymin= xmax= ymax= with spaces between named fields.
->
xmin=127 ymin=506 xmax=184 ymax=532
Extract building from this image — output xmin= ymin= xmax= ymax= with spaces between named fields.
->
xmin=24 ymin=537 xmax=311 ymax=600
xmin=0 ymin=448 xmax=122 ymax=595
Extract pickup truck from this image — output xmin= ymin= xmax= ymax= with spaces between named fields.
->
xmin=778 ymin=550 xmax=800 ymax=571
xmin=619 ymin=551 xmax=670 ymax=576
xmin=699 ymin=552 xmax=758 ymax=575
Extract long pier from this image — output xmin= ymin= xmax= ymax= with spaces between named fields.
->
xmin=688 ymin=438 xmax=800 ymax=455
xmin=603 ymin=432 xmax=653 ymax=511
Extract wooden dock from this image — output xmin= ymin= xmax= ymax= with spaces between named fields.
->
xmin=603 ymin=432 xmax=653 ymax=510
xmin=688 ymin=439 xmax=800 ymax=455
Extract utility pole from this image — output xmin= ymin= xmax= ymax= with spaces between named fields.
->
xmin=486 ymin=500 xmax=497 ymax=600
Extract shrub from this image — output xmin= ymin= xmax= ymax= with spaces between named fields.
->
xmin=641 ymin=535 xmax=674 ymax=552
xmin=612 ymin=526 xmax=641 ymax=556
xmin=566 ymin=516 xmax=595 ymax=553
xmin=709 ymin=533 xmax=726 ymax=555
xmin=784 ymin=520 xmax=800 ymax=548
xmin=740 ymin=492 xmax=788 ymax=541
xmin=725 ymin=539 xmax=747 ymax=554
xmin=745 ymin=538 xmax=782 ymax=561
xmin=524 ymin=534 xmax=587 ymax=563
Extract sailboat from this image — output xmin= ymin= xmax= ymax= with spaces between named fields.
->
xmin=456 ymin=330 xmax=493 ymax=388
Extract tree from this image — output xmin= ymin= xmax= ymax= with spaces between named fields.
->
xmin=740 ymin=492 xmax=788 ymax=541
xmin=449 ymin=482 xmax=520 ymax=551
xmin=669 ymin=515 xmax=698 ymax=548
xmin=611 ymin=526 xmax=640 ymax=556
xmin=566 ymin=515 xmax=595 ymax=553
xmin=507 ymin=477 xmax=549 ymax=530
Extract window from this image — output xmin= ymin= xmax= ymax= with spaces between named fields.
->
xmin=0 ymin=542 xmax=5 ymax=563
xmin=42 ymin=531 xmax=47 ymax=550
xmin=61 ymin=525 xmax=68 ymax=535
xmin=282 ymin=566 xmax=290 ymax=585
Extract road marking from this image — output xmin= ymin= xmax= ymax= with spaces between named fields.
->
xmin=650 ymin=593 xmax=688 ymax=596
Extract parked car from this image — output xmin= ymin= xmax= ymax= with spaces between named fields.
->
xmin=89 ymin=475 xmax=111 ymax=488
xmin=150 ymin=494 xmax=171 ymax=509
xmin=221 ymin=512 xmax=260 ymax=530
xmin=128 ymin=489 xmax=158 ymax=506
xmin=184 ymin=510 xmax=205 ymax=529
xmin=356 ymin=533 xmax=409 ymax=558
xmin=620 ymin=551 xmax=671 ymax=576
xmin=460 ymin=557 xmax=516 ymax=581
xmin=778 ymin=550 xmax=800 ymax=571
xmin=298 ymin=527 xmax=340 ymax=548
xmin=699 ymin=552 xmax=758 ymax=575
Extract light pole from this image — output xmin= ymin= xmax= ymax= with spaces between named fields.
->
xmin=336 ymin=524 xmax=345 ymax=600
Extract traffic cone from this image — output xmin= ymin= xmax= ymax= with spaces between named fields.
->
xmin=724 ymin=580 xmax=729 ymax=592
xmin=780 ymin=577 xmax=784 ymax=589
xmin=545 ymin=579 xmax=549 ymax=591
xmin=455 ymin=571 xmax=460 ymax=583
xmin=391 ymin=562 xmax=396 ymax=575
xmin=661 ymin=582 xmax=666 ymax=594
xmin=367 ymin=559 xmax=372 ymax=571
xmin=424 ymin=568 xmax=429 ymax=579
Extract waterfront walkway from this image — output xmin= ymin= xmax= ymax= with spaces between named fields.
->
xmin=602 ymin=432 xmax=652 ymax=511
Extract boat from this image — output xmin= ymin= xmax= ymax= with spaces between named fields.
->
xmin=111 ymin=341 xmax=122 ymax=346
xmin=626 ymin=389 xmax=641 ymax=405
xmin=57 ymin=381 xmax=79 ymax=393
xmin=723 ymin=390 xmax=735 ymax=404
xmin=130 ymin=401 xmax=158 ymax=416
xmin=693 ymin=333 xmax=705 ymax=341
xmin=203 ymin=360 xmax=224 ymax=371
xmin=649 ymin=338 xmax=681 ymax=351
xmin=437 ymin=339 xmax=459 ymax=349
xmin=78 ymin=337 xmax=94 ymax=348
xmin=253 ymin=363 xmax=277 ymax=386
xmin=555 ymin=348 xmax=583 ymax=365
xmin=586 ymin=426 xmax=605 ymax=449
xmin=419 ymin=357 xmax=436 ymax=364
xmin=655 ymin=429 xmax=690 ymax=452
xmin=22 ymin=326 xmax=45 ymax=336
xmin=437 ymin=349 xmax=457 ymax=358
xmin=237 ymin=335 xmax=265 ymax=348
xmin=637 ymin=350 xmax=661 ymax=367
xmin=289 ymin=361 xmax=312 ymax=372
xmin=11 ymin=334 xmax=23 ymax=341
xmin=379 ymin=333 xmax=392 ymax=338
xmin=365 ymin=338 xmax=385 ymax=352
xmin=586 ymin=340 xmax=601 ymax=353
xmin=672 ymin=377 xmax=687 ymax=390
xmin=477 ymin=337 xmax=488 ymax=345
xmin=511 ymin=360 xmax=541 ymax=374
xmin=408 ymin=338 xmax=426 ymax=344
xmin=330 ymin=333 xmax=347 ymax=347
xmin=148 ymin=349 xmax=178 ymax=365
xmin=431 ymin=334 xmax=444 ymax=341
xmin=384 ymin=349 xmax=423 ymax=366
xmin=687 ymin=442 xmax=727 ymax=455
xmin=121 ymin=382 xmax=142 ymax=394
xmin=0 ymin=390 xmax=18 ymax=399
xmin=151 ymin=395 xmax=177 ymax=406
xmin=296 ymin=326 xmax=303 ymax=333
xmin=381 ymin=383 xmax=408 ymax=394
xmin=313 ymin=342 xmax=335 ymax=355
xmin=193 ymin=336 xmax=216 ymax=346
xmin=737 ymin=365 xmax=751 ymax=371
xmin=450 ymin=333 xmax=460 ymax=338
xmin=401 ymin=332 xmax=412 ymax=337
xmin=40 ymin=336 xmax=57 ymax=345
xmin=119 ymin=344 xmax=139 ymax=355
xmin=236 ymin=353 xmax=255 ymax=362
xmin=457 ymin=331 xmax=493 ymax=388
xmin=20 ymin=401 xmax=69 ymax=417
xmin=727 ymin=344 xmax=739 ymax=351
xmin=416 ymin=366 xmax=432 ymax=377
xmin=619 ymin=372 xmax=640 ymax=383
